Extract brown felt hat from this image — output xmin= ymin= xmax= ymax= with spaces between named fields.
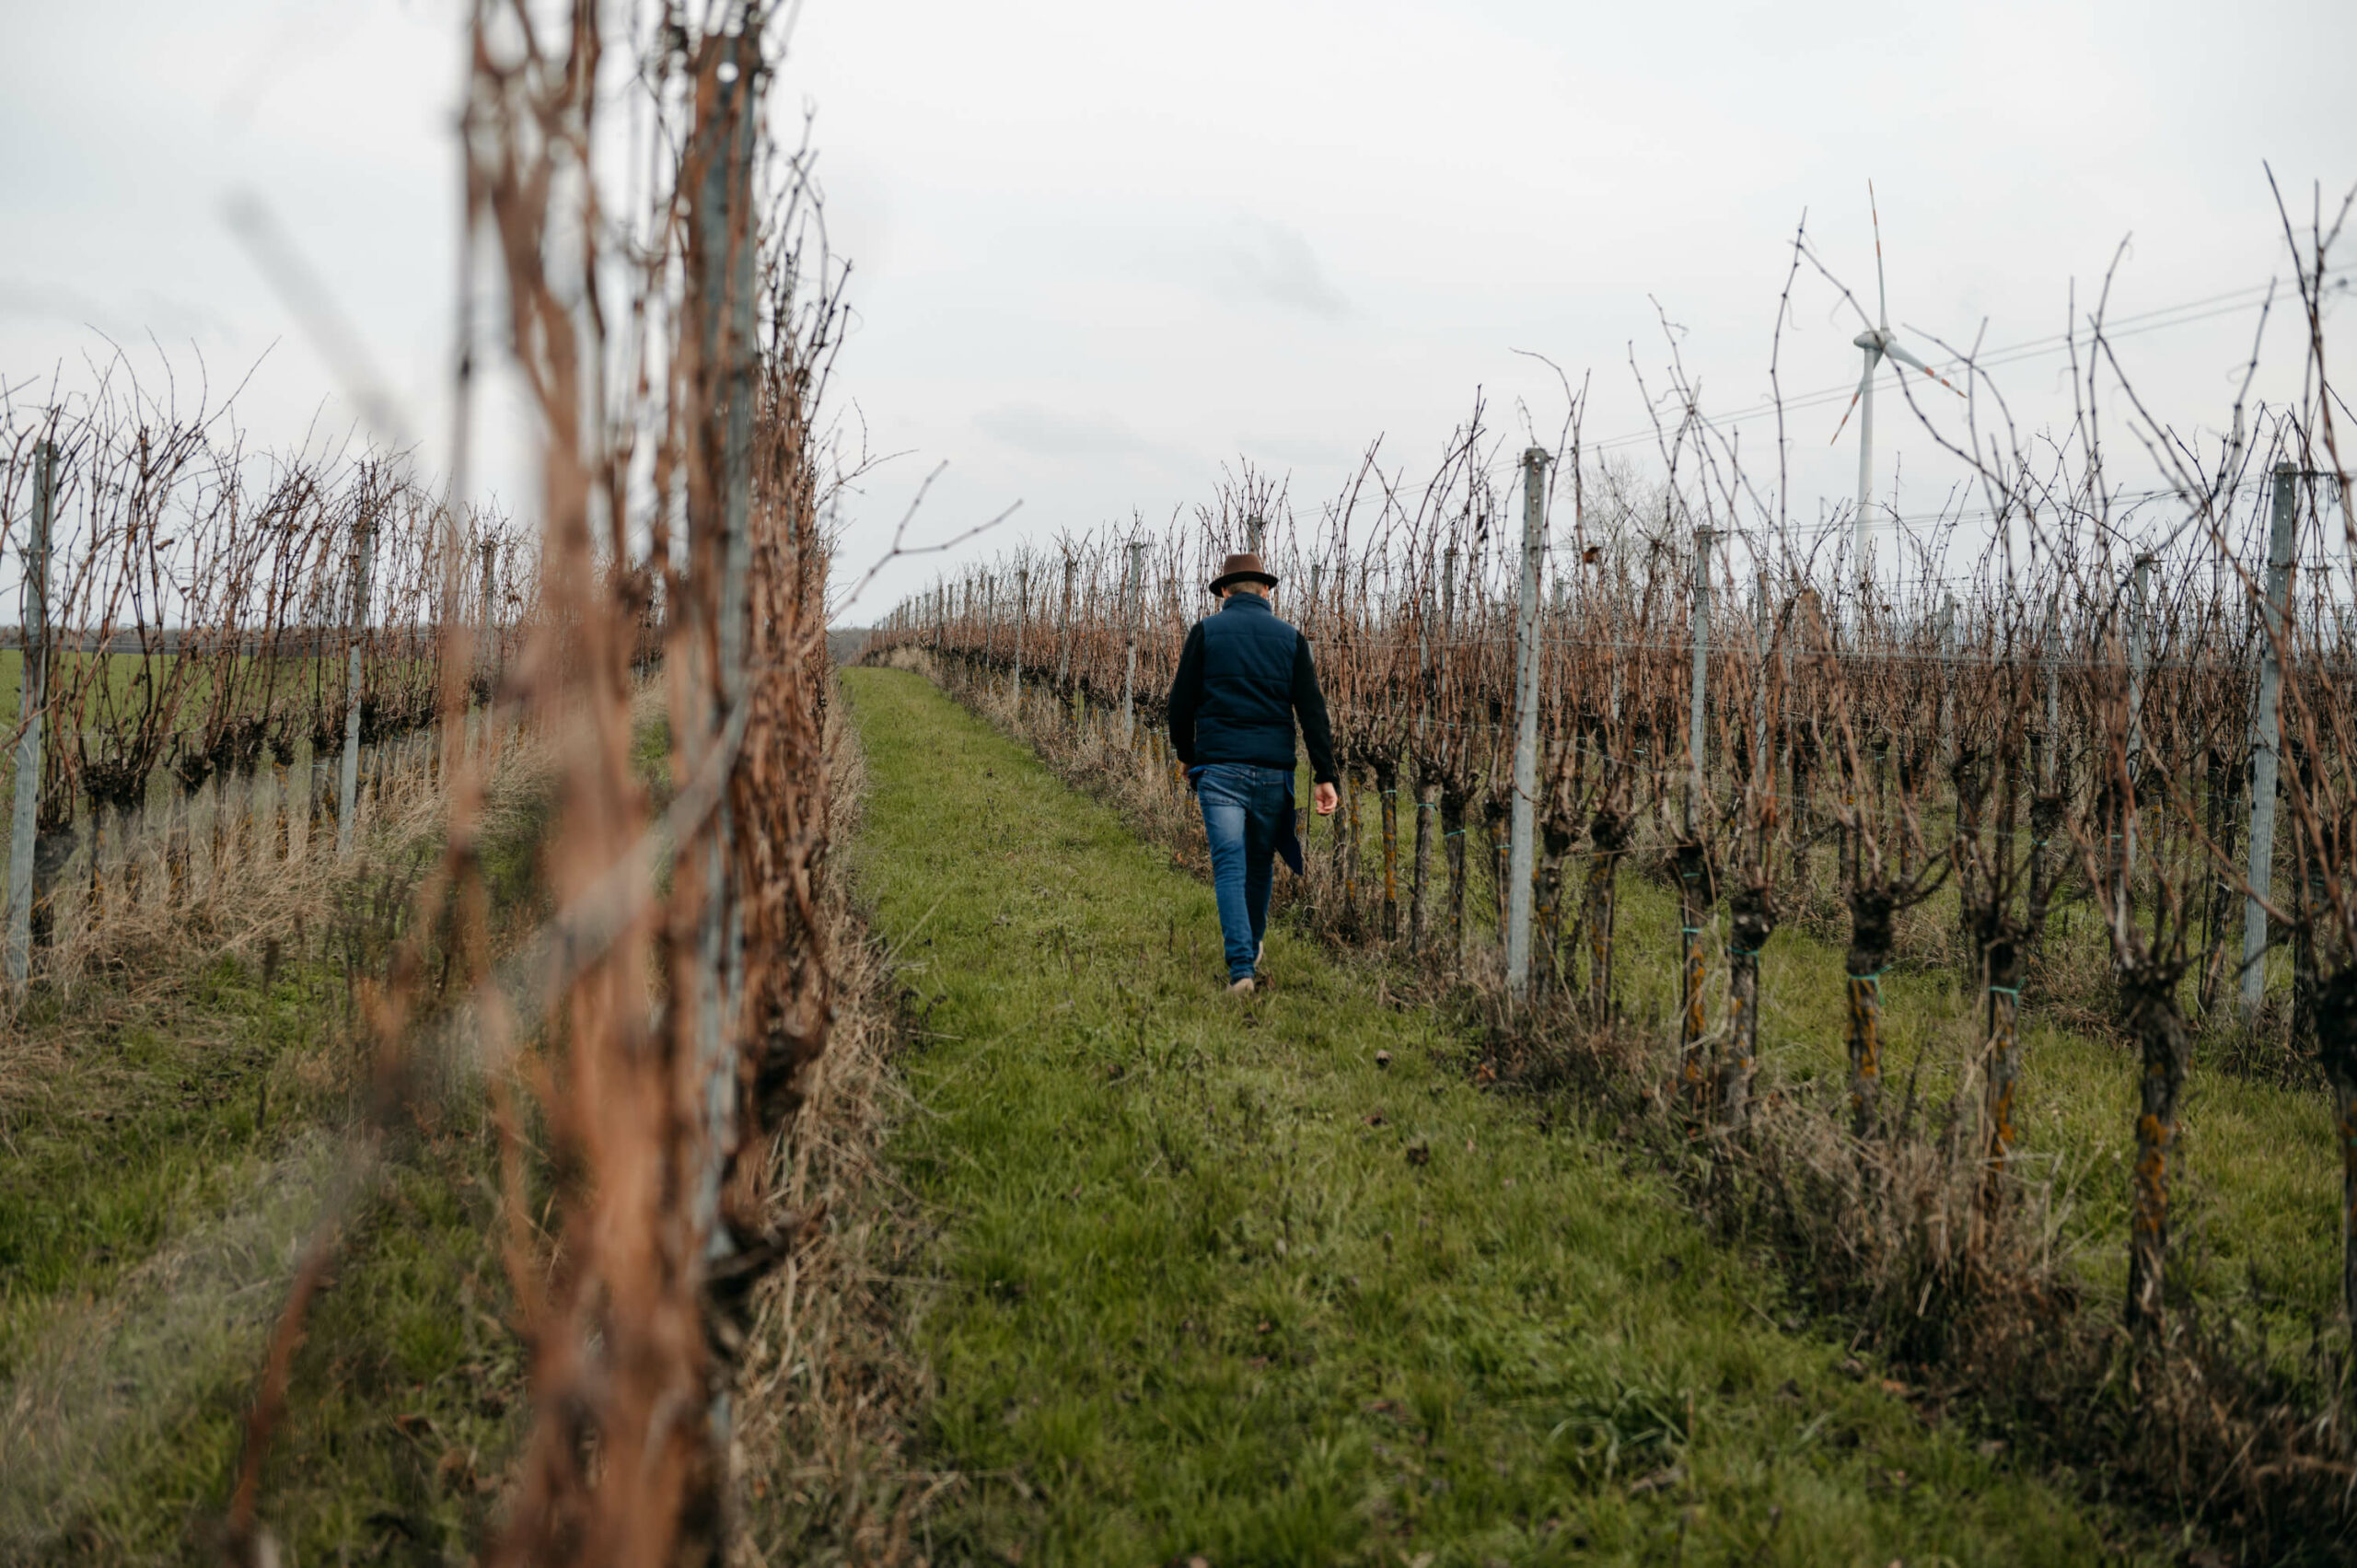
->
xmin=1208 ymin=552 xmax=1279 ymax=595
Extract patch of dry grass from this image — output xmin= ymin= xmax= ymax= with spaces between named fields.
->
xmin=733 ymin=700 xmax=945 ymax=1567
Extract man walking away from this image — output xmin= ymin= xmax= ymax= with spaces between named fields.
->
xmin=1166 ymin=552 xmax=1341 ymax=993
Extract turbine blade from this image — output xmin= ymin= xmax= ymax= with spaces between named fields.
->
xmin=1829 ymin=350 xmax=1878 ymax=444
xmin=1884 ymin=340 xmax=1966 ymax=396
xmin=1869 ymin=180 xmax=1888 ymax=330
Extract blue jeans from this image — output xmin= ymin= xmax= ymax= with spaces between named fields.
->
xmin=1192 ymin=762 xmax=1293 ymax=981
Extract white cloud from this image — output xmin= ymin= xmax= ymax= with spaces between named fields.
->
xmin=1212 ymin=216 xmax=1352 ymax=320
xmin=974 ymin=401 xmax=1190 ymax=468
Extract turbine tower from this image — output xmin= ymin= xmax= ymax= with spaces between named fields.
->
xmin=1830 ymin=184 xmax=1957 ymax=615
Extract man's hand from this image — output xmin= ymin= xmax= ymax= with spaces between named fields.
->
xmin=1313 ymin=782 xmax=1340 ymax=817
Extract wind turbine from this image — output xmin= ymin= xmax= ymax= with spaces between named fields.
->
xmin=1830 ymin=184 xmax=1960 ymax=612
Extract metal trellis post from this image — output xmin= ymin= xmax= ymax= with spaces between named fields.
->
xmin=2042 ymin=590 xmax=2061 ymax=791
xmin=1504 ymin=447 xmax=1548 ymax=1004
xmin=2242 ymin=463 xmax=2299 ymax=1020
xmin=1689 ymin=528 xmax=1713 ymax=828
xmin=1121 ymin=541 xmax=1144 ymax=745
xmin=336 ymin=517 xmax=376 ymax=856
xmin=2123 ymin=554 xmax=2150 ymax=899
xmin=1938 ymin=591 xmax=1957 ymax=774
xmin=1753 ymin=566 xmax=1770 ymax=793
xmin=6 ymin=441 xmax=56 ymax=998
xmin=684 ymin=28 xmax=762 ymax=1480
xmin=478 ymin=535 xmax=499 ymax=758
xmin=1014 ymin=566 xmax=1028 ymax=707
xmin=1055 ymin=552 xmax=1075 ymax=691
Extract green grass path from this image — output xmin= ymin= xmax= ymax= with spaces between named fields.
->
xmin=843 ymin=668 xmax=2152 ymax=1568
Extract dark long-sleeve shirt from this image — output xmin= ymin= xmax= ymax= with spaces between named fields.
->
xmin=1165 ymin=593 xmax=1339 ymax=784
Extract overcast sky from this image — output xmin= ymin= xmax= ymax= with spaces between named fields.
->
xmin=3 ymin=0 xmax=2351 ymax=619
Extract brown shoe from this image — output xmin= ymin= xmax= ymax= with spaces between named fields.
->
xmin=1226 ymin=976 xmax=1255 ymax=996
